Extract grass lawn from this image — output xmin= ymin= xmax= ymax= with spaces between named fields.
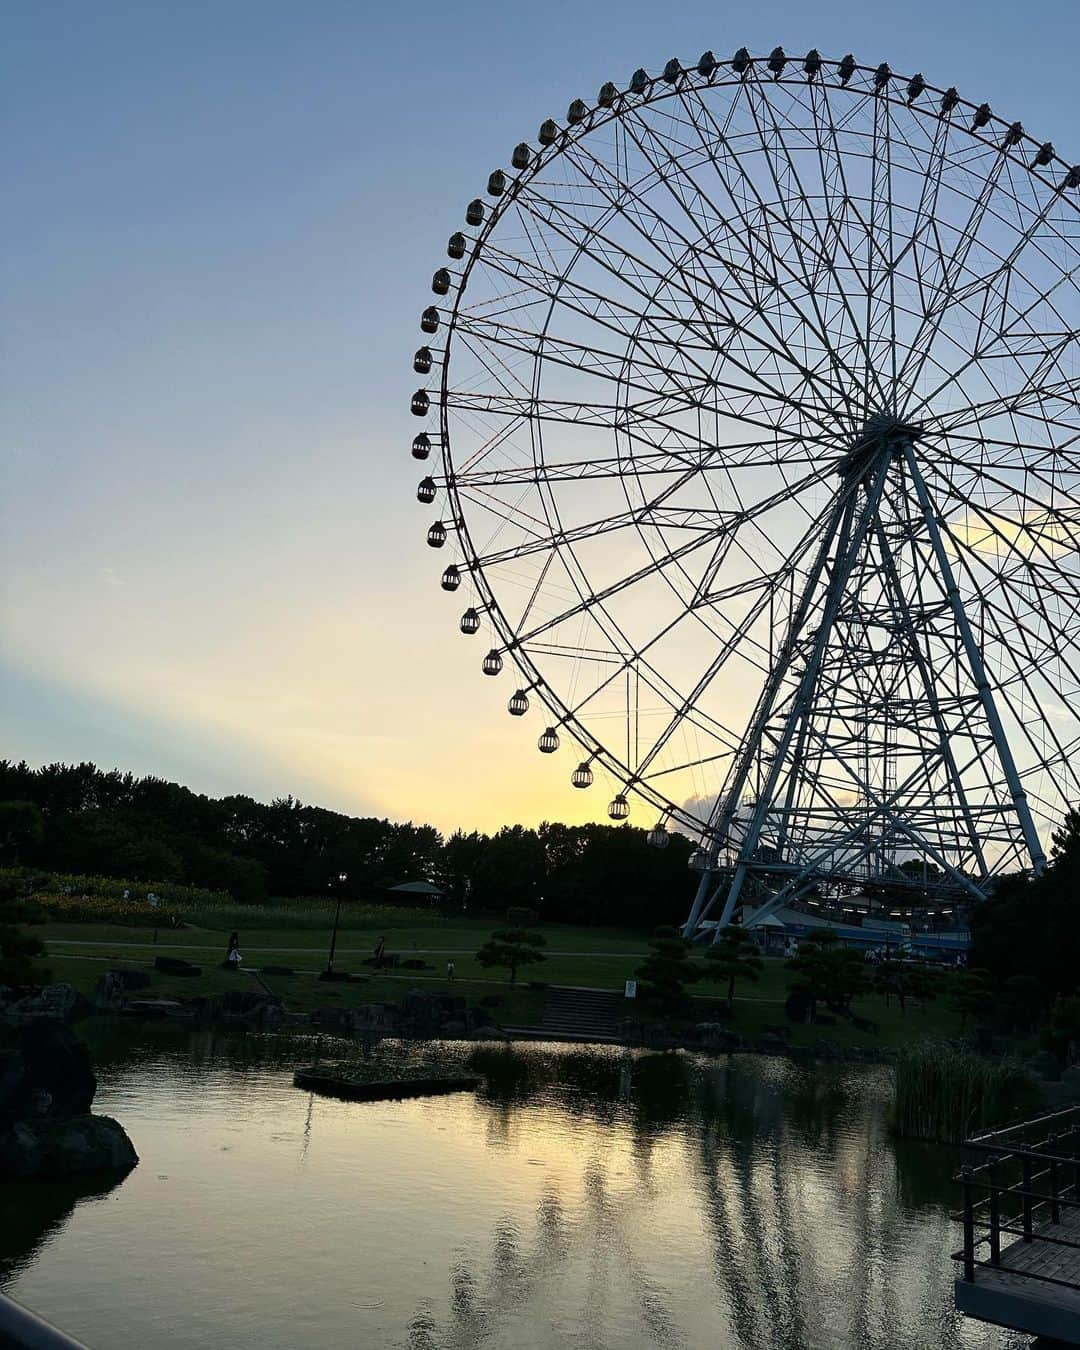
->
xmin=37 ymin=917 xmax=964 ymax=1050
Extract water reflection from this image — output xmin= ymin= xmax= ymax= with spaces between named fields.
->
xmin=0 ymin=1172 xmax=128 ymax=1281
xmin=0 ymin=1028 xmax=1026 ymax=1350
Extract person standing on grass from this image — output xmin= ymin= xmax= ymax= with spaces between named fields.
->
xmin=447 ymin=960 xmax=455 ymax=982
xmin=226 ymin=931 xmax=242 ymax=970
xmin=374 ymin=935 xmax=386 ymax=967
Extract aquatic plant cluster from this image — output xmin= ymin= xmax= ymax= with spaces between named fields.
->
xmin=893 ymin=1040 xmax=1041 ymax=1142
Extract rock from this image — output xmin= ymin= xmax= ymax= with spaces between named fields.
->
xmin=122 ymin=998 xmax=190 ymax=1020
xmin=352 ymin=1003 xmax=395 ymax=1031
xmin=4 ymin=983 xmax=89 ymax=1024
xmin=400 ymin=990 xmax=465 ymax=1028
xmin=92 ymin=971 xmax=130 ymax=1009
xmin=0 ymin=1113 xmax=137 ymax=1179
xmin=0 ymin=1122 xmax=41 ymax=1177
xmin=110 ymin=969 xmax=152 ymax=991
xmin=15 ymin=1021 xmax=96 ymax=1118
xmin=1028 ymin=1050 xmax=1061 ymax=1082
xmin=1060 ymin=1065 xmax=1080 ymax=1098
xmin=153 ymin=956 xmax=201 ymax=977
xmin=697 ymin=1025 xmax=744 ymax=1051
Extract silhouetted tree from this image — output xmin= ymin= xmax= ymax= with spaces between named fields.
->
xmin=635 ymin=925 xmax=701 ymax=1016
xmin=705 ymin=925 xmax=763 ymax=1010
xmin=476 ymin=927 xmax=546 ymax=984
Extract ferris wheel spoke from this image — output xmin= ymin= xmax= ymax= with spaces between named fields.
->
xmin=922 ymin=374 xmax=1080 ymax=434
xmin=905 ymin=196 xmax=1077 ymax=418
xmin=442 ymin=386 xmax=839 ymax=470
xmin=937 ymin=546 xmax=1080 ymax=799
xmin=450 ymin=307 xmax=843 ymax=445
xmin=808 ymin=78 xmax=898 ymax=412
xmin=610 ymin=104 xmax=863 ymax=422
xmin=745 ymin=79 xmax=891 ymax=411
xmin=922 ymin=452 xmax=1080 ymax=566
xmin=503 ymin=458 xmax=836 ymax=655
xmin=464 ymin=453 xmax=721 ymax=570
xmin=557 ymin=101 xmax=855 ymax=419
xmin=445 ymin=433 xmax=812 ymax=489
xmin=893 ymin=143 xmax=1011 ymax=403
xmin=474 ymin=234 xmax=844 ymax=441
xmin=514 ymin=162 xmax=851 ymax=437
xmin=677 ymin=80 xmax=867 ymax=420
xmin=912 ymin=468 xmax=1080 ymax=703
xmin=629 ymin=497 xmax=851 ymax=783
xmin=869 ymin=84 xmax=903 ymax=404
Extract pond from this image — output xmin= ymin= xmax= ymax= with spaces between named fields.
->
xmin=0 ymin=1027 xmax=1029 ymax=1349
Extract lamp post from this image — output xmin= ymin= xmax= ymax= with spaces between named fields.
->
xmin=325 ymin=872 xmax=348 ymax=978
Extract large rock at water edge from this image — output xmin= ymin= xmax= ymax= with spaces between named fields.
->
xmin=2 ymin=983 xmax=89 ymax=1024
xmin=0 ymin=1114 xmax=138 ymax=1179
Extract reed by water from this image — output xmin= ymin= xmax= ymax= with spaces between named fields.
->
xmin=893 ymin=1040 xmax=1041 ymax=1143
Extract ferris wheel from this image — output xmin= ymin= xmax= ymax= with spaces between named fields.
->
xmin=409 ymin=47 xmax=1080 ymax=934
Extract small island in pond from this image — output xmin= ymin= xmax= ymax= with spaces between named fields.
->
xmin=294 ymin=1062 xmax=482 ymax=1101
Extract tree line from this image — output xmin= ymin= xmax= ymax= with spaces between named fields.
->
xmin=0 ymin=760 xmax=697 ymax=927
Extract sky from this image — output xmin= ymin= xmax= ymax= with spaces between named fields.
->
xmin=3 ymin=0 xmax=1077 ymax=835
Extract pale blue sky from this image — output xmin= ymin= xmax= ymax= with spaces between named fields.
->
xmin=3 ymin=0 xmax=1077 ymax=830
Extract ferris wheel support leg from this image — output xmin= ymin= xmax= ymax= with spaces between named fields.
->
xmin=902 ymin=443 xmax=1047 ymax=876
xmin=683 ymin=867 xmax=717 ymax=938
xmin=697 ymin=458 xmax=893 ymax=939
xmin=683 ymin=486 xmax=858 ymax=940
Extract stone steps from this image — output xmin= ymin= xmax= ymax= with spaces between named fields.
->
xmin=536 ymin=986 xmax=628 ymax=1042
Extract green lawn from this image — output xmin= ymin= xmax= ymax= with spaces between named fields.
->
xmin=37 ymin=917 xmax=963 ymax=1050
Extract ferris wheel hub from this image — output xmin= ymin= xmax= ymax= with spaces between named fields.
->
xmin=839 ymin=417 xmax=923 ymax=481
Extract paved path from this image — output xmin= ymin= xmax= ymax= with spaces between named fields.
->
xmin=45 ymin=938 xmax=641 ymax=959
xmin=46 ymin=945 xmax=787 ymax=1002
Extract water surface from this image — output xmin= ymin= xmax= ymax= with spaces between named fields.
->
xmin=0 ymin=1028 xmax=1029 ymax=1349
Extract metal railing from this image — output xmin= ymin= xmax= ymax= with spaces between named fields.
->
xmin=0 ymin=1292 xmax=89 ymax=1349
xmin=954 ymin=1104 xmax=1080 ymax=1293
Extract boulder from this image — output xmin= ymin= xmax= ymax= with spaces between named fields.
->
xmin=122 ymin=998 xmax=191 ymax=1020
xmin=1028 ymin=1050 xmax=1061 ymax=1082
xmin=92 ymin=971 xmax=130 ymax=1009
xmin=0 ymin=1114 xmax=137 ymax=1180
xmin=1060 ymin=1065 xmax=1080 ymax=1098
xmin=153 ymin=956 xmax=201 ymax=977
xmin=3 ymin=983 xmax=89 ymax=1024
xmin=13 ymin=1021 xmax=96 ymax=1118
xmin=111 ymin=969 xmax=152 ymax=991
xmin=352 ymin=1003 xmax=395 ymax=1031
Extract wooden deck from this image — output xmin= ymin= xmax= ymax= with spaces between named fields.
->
xmin=956 ymin=1205 xmax=1080 ymax=1344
